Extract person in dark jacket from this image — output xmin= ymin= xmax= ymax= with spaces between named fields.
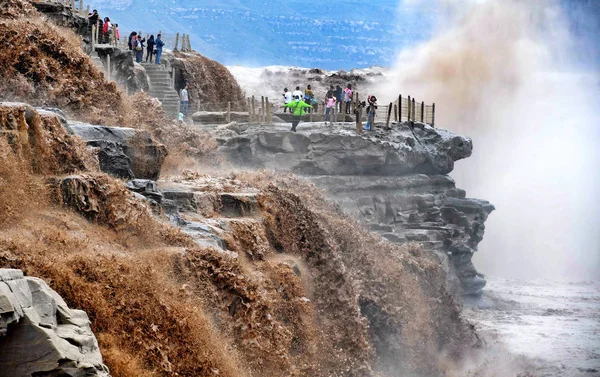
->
xmin=146 ymin=35 xmax=155 ymax=63
xmin=334 ymin=85 xmax=343 ymax=113
xmin=155 ymin=34 xmax=165 ymax=64
xmin=128 ymin=31 xmax=137 ymax=50
xmin=134 ymin=35 xmax=144 ymax=63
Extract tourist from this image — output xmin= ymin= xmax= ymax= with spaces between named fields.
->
xmin=88 ymin=9 xmax=99 ymax=25
xmin=114 ymin=24 xmax=120 ymax=44
xmin=334 ymin=85 xmax=343 ymax=113
xmin=365 ymin=95 xmax=378 ymax=131
xmin=304 ymin=85 xmax=314 ymax=113
xmin=292 ymin=86 xmax=303 ymax=102
xmin=324 ymin=91 xmax=336 ymax=126
xmin=284 ymin=95 xmax=312 ymax=132
xmin=344 ymin=84 xmax=353 ymax=114
xmin=155 ymin=34 xmax=164 ymax=64
xmin=134 ymin=35 xmax=144 ymax=63
xmin=180 ymin=85 xmax=189 ymax=116
xmin=102 ymin=17 xmax=111 ymax=44
xmin=283 ymin=88 xmax=292 ymax=113
xmin=128 ymin=31 xmax=137 ymax=50
xmin=146 ymin=35 xmax=155 ymax=63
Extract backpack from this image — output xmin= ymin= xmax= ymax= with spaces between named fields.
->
xmin=135 ymin=40 xmax=143 ymax=51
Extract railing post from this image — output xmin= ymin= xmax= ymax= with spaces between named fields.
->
xmin=420 ymin=101 xmax=424 ymax=123
xmin=95 ymin=19 xmax=99 ymax=46
xmin=261 ymin=96 xmax=265 ymax=123
xmin=431 ymin=103 xmax=435 ymax=128
xmin=386 ymin=102 xmax=392 ymax=130
xmin=79 ymin=0 xmax=83 ymax=15
xmin=227 ymin=102 xmax=231 ymax=123
xmin=106 ymin=54 xmax=111 ymax=80
xmin=394 ymin=103 xmax=398 ymax=122
xmin=91 ymin=24 xmax=96 ymax=50
xmin=398 ymin=95 xmax=402 ymax=122
xmin=251 ymin=95 xmax=256 ymax=123
xmin=266 ymin=97 xmax=271 ymax=124
xmin=174 ymin=32 xmax=180 ymax=51
xmin=412 ymin=97 xmax=416 ymax=121
xmin=407 ymin=96 xmax=411 ymax=122
xmin=355 ymin=103 xmax=363 ymax=134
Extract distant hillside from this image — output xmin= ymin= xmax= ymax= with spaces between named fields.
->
xmin=90 ymin=0 xmax=436 ymax=70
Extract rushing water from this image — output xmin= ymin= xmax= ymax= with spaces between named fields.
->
xmin=464 ymin=278 xmax=600 ymax=377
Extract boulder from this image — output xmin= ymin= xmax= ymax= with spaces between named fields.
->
xmin=65 ymin=122 xmax=167 ymax=180
xmin=0 ymin=269 xmax=110 ymax=377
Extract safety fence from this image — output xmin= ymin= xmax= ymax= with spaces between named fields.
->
xmin=389 ymin=95 xmax=435 ymax=126
xmin=188 ymin=92 xmax=436 ymax=128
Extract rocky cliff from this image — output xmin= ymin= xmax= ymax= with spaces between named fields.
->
xmin=215 ymin=122 xmax=494 ymax=295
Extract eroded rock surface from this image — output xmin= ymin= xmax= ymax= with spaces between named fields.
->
xmin=218 ymin=122 xmax=472 ymax=176
xmin=66 ymin=122 xmax=167 ymax=180
xmin=215 ymin=122 xmax=493 ymax=295
xmin=0 ymin=269 xmax=110 ymax=377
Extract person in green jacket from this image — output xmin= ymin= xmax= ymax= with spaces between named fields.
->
xmin=284 ymin=95 xmax=312 ymax=132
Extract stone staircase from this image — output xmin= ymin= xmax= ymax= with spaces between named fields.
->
xmin=90 ymin=53 xmax=105 ymax=74
xmin=142 ymin=63 xmax=180 ymax=119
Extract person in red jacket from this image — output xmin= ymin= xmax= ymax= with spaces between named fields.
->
xmin=102 ymin=17 xmax=111 ymax=44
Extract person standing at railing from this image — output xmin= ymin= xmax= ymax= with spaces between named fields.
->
xmin=292 ymin=86 xmax=304 ymax=103
xmin=180 ymin=85 xmax=189 ymax=116
xmin=155 ymin=34 xmax=164 ymax=64
xmin=134 ymin=35 xmax=144 ymax=63
xmin=304 ymin=85 xmax=314 ymax=113
xmin=344 ymin=84 xmax=353 ymax=114
xmin=115 ymin=24 xmax=121 ymax=45
xmin=334 ymin=85 xmax=343 ymax=113
xmin=102 ymin=17 xmax=111 ymax=44
xmin=364 ymin=95 xmax=377 ymax=131
xmin=284 ymin=95 xmax=312 ymax=132
xmin=282 ymin=88 xmax=292 ymax=113
xmin=146 ymin=35 xmax=155 ymax=63
xmin=324 ymin=91 xmax=337 ymax=126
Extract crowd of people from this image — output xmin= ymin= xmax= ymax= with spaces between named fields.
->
xmin=87 ymin=9 xmax=165 ymax=64
xmin=87 ymin=9 xmax=120 ymax=45
xmin=127 ymin=32 xmax=165 ymax=64
xmin=282 ymin=84 xmax=378 ymax=132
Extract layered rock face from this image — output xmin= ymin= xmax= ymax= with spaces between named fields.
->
xmin=0 ymin=269 xmax=110 ymax=377
xmin=216 ymin=122 xmax=494 ymax=295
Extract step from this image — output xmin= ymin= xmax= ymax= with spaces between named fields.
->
xmin=150 ymin=84 xmax=173 ymax=90
xmin=148 ymin=78 xmax=172 ymax=84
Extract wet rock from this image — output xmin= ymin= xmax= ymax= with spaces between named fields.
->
xmin=126 ymin=179 xmax=163 ymax=203
xmin=65 ymin=122 xmax=167 ymax=180
xmin=0 ymin=269 xmax=110 ymax=377
xmin=218 ymin=122 xmax=472 ymax=175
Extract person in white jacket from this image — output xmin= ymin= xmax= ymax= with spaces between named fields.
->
xmin=283 ymin=88 xmax=292 ymax=112
xmin=292 ymin=86 xmax=304 ymax=102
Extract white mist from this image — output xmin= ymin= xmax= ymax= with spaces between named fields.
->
xmin=381 ymin=0 xmax=600 ymax=280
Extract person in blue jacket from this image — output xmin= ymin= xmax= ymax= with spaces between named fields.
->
xmin=155 ymin=34 xmax=165 ymax=64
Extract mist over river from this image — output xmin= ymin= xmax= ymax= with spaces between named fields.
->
xmin=465 ymin=278 xmax=600 ymax=377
